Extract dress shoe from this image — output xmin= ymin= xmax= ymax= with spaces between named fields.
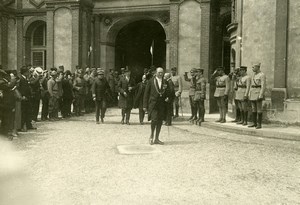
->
xmin=215 ymin=119 xmax=222 ymax=122
xmin=28 ymin=127 xmax=37 ymax=130
xmin=154 ymin=139 xmax=164 ymax=145
xmin=101 ymin=118 xmax=104 ymax=123
xmin=149 ymin=136 xmax=154 ymax=145
xmin=121 ymin=120 xmax=124 ymax=124
xmin=140 ymin=122 xmax=144 ymax=125
xmin=220 ymin=119 xmax=226 ymax=123
xmin=96 ymin=121 xmax=100 ymax=124
xmin=126 ymin=121 xmax=130 ymax=125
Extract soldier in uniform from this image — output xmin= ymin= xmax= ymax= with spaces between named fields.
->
xmin=92 ymin=68 xmax=111 ymax=124
xmin=143 ymin=67 xmax=171 ymax=145
xmin=164 ymin=73 xmax=175 ymax=126
xmin=194 ymin=68 xmax=207 ymax=126
xmin=184 ymin=68 xmax=197 ymax=122
xmin=248 ymin=63 xmax=266 ymax=129
xmin=235 ymin=66 xmax=251 ymax=125
xmin=211 ymin=66 xmax=230 ymax=123
xmin=73 ymin=69 xmax=86 ymax=116
xmin=170 ymin=67 xmax=182 ymax=118
xmin=229 ymin=64 xmax=241 ymax=122
xmin=47 ymin=70 xmax=60 ymax=120
xmin=118 ymin=68 xmax=136 ymax=125
xmin=61 ymin=70 xmax=74 ymax=118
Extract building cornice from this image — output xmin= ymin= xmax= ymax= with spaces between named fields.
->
xmin=93 ymin=4 xmax=170 ymax=14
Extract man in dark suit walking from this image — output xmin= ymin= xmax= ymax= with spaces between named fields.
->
xmin=143 ymin=67 xmax=171 ymax=145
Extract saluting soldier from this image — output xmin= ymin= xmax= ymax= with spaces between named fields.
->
xmin=211 ymin=66 xmax=230 ymax=123
xmin=235 ymin=66 xmax=251 ymax=125
xmin=171 ymin=67 xmax=182 ymax=118
xmin=184 ymin=68 xmax=197 ymax=122
xmin=248 ymin=63 xmax=266 ymax=129
xmin=194 ymin=68 xmax=207 ymax=126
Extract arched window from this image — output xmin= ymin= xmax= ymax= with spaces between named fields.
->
xmin=30 ymin=23 xmax=46 ymax=68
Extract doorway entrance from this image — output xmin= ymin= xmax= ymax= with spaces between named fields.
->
xmin=115 ymin=20 xmax=166 ymax=81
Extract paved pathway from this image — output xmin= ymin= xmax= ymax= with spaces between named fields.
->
xmin=1 ymin=108 xmax=300 ymax=205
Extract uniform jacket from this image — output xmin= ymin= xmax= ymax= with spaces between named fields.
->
xmin=91 ymin=77 xmax=111 ymax=101
xmin=47 ymin=78 xmax=59 ymax=98
xmin=195 ymin=76 xmax=207 ymax=100
xmin=184 ymin=75 xmax=197 ymax=96
xmin=213 ymin=74 xmax=230 ymax=97
xmin=133 ymin=80 xmax=147 ymax=109
xmin=249 ymin=71 xmax=266 ymax=100
xmin=118 ymin=75 xmax=136 ymax=109
xmin=171 ymin=75 xmax=182 ymax=94
xmin=235 ymin=75 xmax=251 ymax=100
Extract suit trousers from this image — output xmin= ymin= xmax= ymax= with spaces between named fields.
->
xmin=95 ymin=99 xmax=106 ymax=121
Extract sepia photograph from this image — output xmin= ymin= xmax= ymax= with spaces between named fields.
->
xmin=0 ymin=0 xmax=299 ymax=204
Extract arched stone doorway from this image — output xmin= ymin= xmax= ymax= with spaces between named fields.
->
xmin=115 ymin=20 xmax=166 ymax=81
xmin=102 ymin=16 xmax=168 ymax=81
xmin=24 ymin=20 xmax=47 ymax=68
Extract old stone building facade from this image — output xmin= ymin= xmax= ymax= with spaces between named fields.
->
xmin=0 ymin=0 xmax=299 ymax=122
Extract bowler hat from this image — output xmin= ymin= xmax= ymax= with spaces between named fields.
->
xmin=239 ymin=66 xmax=247 ymax=70
xmin=190 ymin=68 xmax=197 ymax=72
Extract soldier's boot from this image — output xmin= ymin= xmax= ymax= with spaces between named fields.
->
xmin=175 ymin=106 xmax=179 ymax=117
xmin=256 ymin=113 xmax=262 ymax=129
xmin=126 ymin=110 xmax=131 ymax=125
xmin=237 ymin=111 xmax=244 ymax=124
xmin=201 ymin=109 xmax=205 ymax=122
xmin=232 ymin=108 xmax=241 ymax=122
xmin=220 ymin=110 xmax=226 ymax=123
xmin=243 ymin=111 xmax=248 ymax=126
xmin=121 ymin=109 xmax=125 ymax=124
xmin=216 ymin=108 xmax=222 ymax=122
xmin=248 ymin=112 xmax=257 ymax=128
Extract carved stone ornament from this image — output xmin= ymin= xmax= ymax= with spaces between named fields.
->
xmin=103 ymin=16 xmax=112 ymax=26
xmin=1 ymin=0 xmax=15 ymax=6
xmin=29 ymin=0 xmax=45 ymax=8
xmin=160 ymin=14 xmax=170 ymax=24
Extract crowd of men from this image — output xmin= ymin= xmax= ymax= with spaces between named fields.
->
xmin=0 ymin=62 xmax=266 ymax=143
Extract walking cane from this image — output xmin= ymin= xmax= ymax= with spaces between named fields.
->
xmin=179 ymin=96 xmax=183 ymax=117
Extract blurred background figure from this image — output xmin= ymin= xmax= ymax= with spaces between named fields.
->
xmin=170 ymin=67 xmax=182 ymax=119
xmin=164 ymin=72 xmax=175 ymax=126
xmin=29 ymin=67 xmax=43 ymax=122
xmin=134 ymin=74 xmax=148 ymax=125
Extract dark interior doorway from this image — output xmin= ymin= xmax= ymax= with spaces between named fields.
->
xmin=115 ymin=20 xmax=166 ymax=81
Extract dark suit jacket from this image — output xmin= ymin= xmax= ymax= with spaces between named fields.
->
xmin=19 ymin=76 xmax=32 ymax=99
xmin=143 ymin=77 xmax=170 ymax=121
xmin=118 ymin=75 xmax=136 ymax=109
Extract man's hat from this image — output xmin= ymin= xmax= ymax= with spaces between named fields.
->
xmin=20 ymin=66 xmax=29 ymax=74
xmin=124 ymin=68 xmax=131 ymax=73
xmin=97 ymin=68 xmax=104 ymax=74
xmin=50 ymin=70 xmax=57 ymax=76
xmin=190 ymin=68 xmax=197 ymax=72
xmin=34 ymin=67 xmax=43 ymax=75
xmin=252 ymin=62 xmax=261 ymax=67
xmin=196 ymin=68 xmax=204 ymax=73
xmin=216 ymin=66 xmax=224 ymax=71
xmin=120 ymin=67 xmax=126 ymax=72
xmin=239 ymin=66 xmax=247 ymax=70
xmin=171 ymin=67 xmax=177 ymax=71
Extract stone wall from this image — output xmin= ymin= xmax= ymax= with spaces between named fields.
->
xmin=54 ymin=8 xmax=72 ymax=70
xmin=288 ymin=0 xmax=300 ymax=99
xmin=7 ymin=18 xmax=17 ymax=70
xmin=241 ymin=0 xmax=276 ymax=98
xmin=178 ymin=0 xmax=201 ymax=88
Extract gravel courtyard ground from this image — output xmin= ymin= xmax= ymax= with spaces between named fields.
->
xmin=1 ymin=108 xmax=300 ymax=205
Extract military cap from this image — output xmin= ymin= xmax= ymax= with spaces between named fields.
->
xmin=216 ymin=66 xmax=225 ymax=71
xmin=239 ymin=66 xmax=247 ymax=70
xmin=171 ymin=67 xmax=177 ymax=71
xmin=20 ymin=66 xmax=29 ymax=74
xmin=252 ymin=62 xmax=261 ymax=67
xmin=190 ymin=68 xmax=197 ymax=72
xmin=196 ymin=68 xmax=204 ymax=73
xmin=50 ymin=70 xmax=57 ymax=76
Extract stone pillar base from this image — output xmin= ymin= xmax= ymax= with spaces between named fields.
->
xmin=271 ymin=88 xmax=287 ymax=112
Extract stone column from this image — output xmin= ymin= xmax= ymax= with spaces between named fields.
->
xmin=200 ymin=0 xmax=211 ymax=79
xmin=16 ymin=16 xmax=24 ymax=70
xmin=94 ymin=14 xmax=101 ymax=67
xmin=271 ymin=0 xmax=288 ymax=111
xmin=81 ymin=9 xmax=88 ymax=67
xmin=165 ymin=39 xmax=170 ymax=70
xmin=71 ymin=7 xmax=80 ymax=70
xmin=169 ymin=0 xmax=180 ymax=71
xmin=235 ymin=0 xmax=243 ymax=67
xmin=0 ymin=15 xmax=8 ymax=69
xmin=90 ymin=15 xmax=95 ymax=67
xmin=46 ymin=7 xmax=54 ymax=69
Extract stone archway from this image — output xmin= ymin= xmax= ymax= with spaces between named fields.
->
xmin=100 ymin=15 xmax=168 ymax=76
xmin=24 ymin=19 xmax=47 ymax=68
